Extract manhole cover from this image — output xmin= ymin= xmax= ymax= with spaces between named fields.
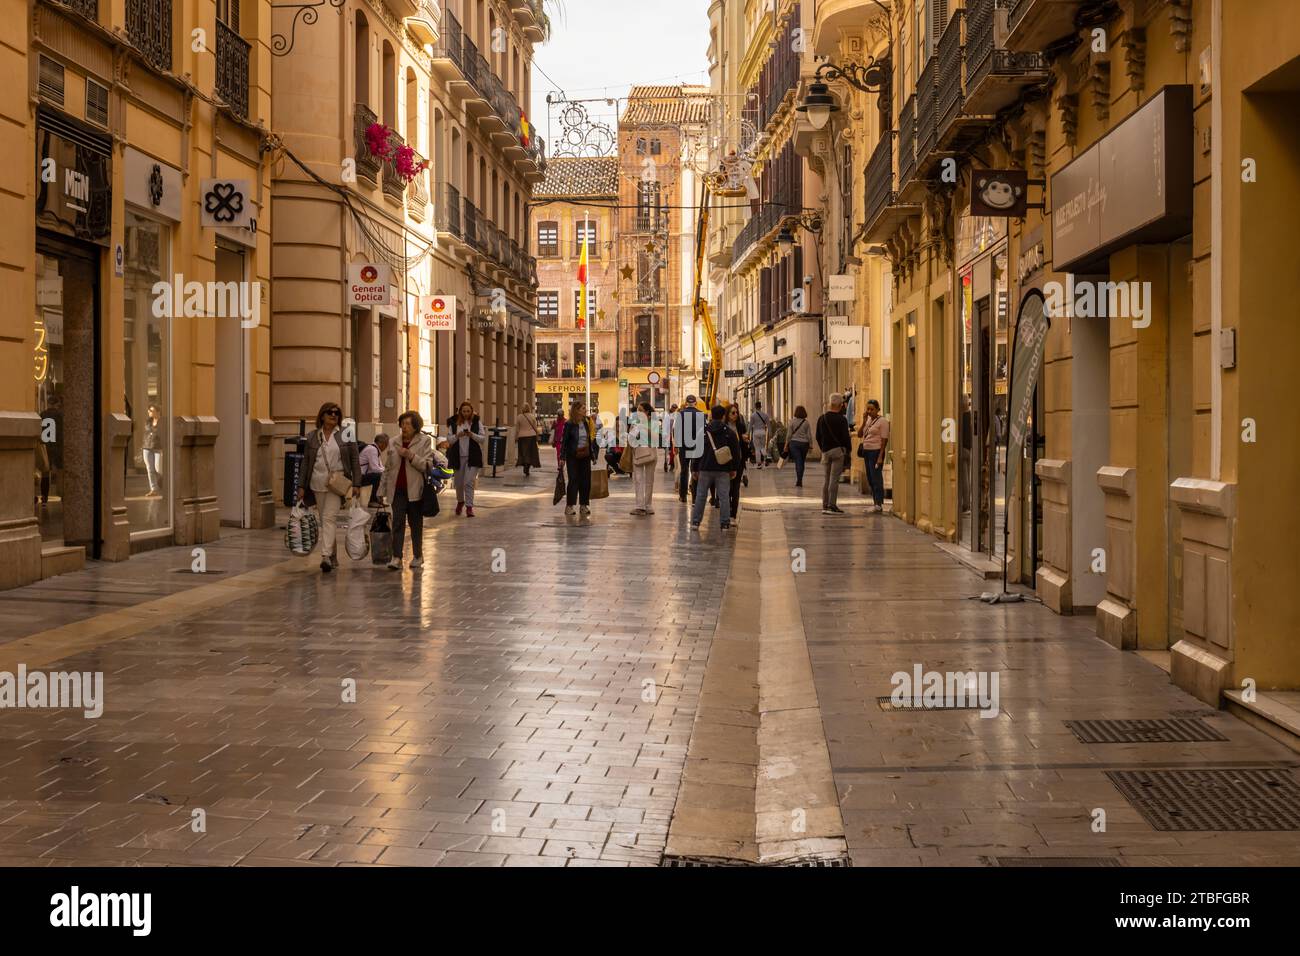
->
xmin=660 ymin=855 xmax=849 ymax=867
xmin=1106 ymin=768 xmax=1300 ymax=831
xmin=1066 ymin=718 xmax=1228 ymax=744
xmin=876 ymin=695 xmax=986 ymax=712
xmin=992 ymin=857 xmax=1122 ymax=867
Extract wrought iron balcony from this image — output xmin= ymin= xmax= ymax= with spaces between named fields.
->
xmin=864 ymin=131 xmax=895 ymax=235
xmin=1005 ymin=0 xmax=1086 ymax=52
xmin=965 ymin=0 xmax=1051 ymax=114
xmin=432 ymin=9 xmax=465 ymax=72
xmin=433 ymin=182 xmax=462 ymax=237
xmin=407 ymin=154 xmax=429 ymax=220
xmin=936 ymin=11 xmax=964 ymax=143
xmin=623 ymin=349 xmax=670 ymax=368
xmin=354 ymin=103 xmax=381 ymax=184
xmin=215 ymin=21 xmax=250 ymax=120
xmin=915 ymin=56 xmax=938 ymax=163
xmin=126 ymin=0 xmax=173 ymax=73
xmin=56 ymin=0 xmax=98 ymax=19
xmin=897 ymin=95 xmax=916 ymax=186
xmin=381 ymin=130 xmax=407 ymax=202
xmin=731 ymin=202 xmax=783 ymax=264
xmin=463 ymin=198 xmax=482 ymax=250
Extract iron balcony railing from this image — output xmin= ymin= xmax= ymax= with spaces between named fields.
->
xmin=433 ymin=9 xmax=465 ymax=71
xmin=354 ymin=103 xmax=380 ymax=183
xmin=463 ymin=197 xmax=483 ymax=250
xmin=731 ymin=202 xmax=783 ymax=262
xmin=623 ymin=350 xmax=674 ymax=368
xmin=381 ymin=130 xmax=407 ymax=202
xmin=58 ymin=0 xmax=98 ymax=19
xmin=864 ymin=131 xmax=895 ymax=229
xmin=966 ymin=0 xmax=1050 ymax=96
xmin=407 ymin=153 xmax=429 ymax=219
xmin=936 ymin=10 xmax=964 ymax=141
xmin=126 ymin=0 xmax=173 ymax=73
xmin=916 ymin=56 xmax=938 ymax=161
xmin=215 ymin=21 xmax=250 ymax=120
xmin=898 ymin=95 xmax=917 ymax=185
xmin=434 ymin=182 xmax=462 ymax=236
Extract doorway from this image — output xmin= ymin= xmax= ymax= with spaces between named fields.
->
xmin=214 ymin=244 xmax=248 ymax=528
xmin=35 ymin=233 xmax=100 ymax=554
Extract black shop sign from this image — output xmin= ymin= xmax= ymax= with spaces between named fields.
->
xmin=36 ymin=111 xmax=112 ymax=246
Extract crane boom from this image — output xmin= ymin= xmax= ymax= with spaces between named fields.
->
xmin=693 ymin=180 xmax=722 ymax=409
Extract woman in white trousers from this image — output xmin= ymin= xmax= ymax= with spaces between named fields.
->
xmin=445 ymin=399 xmax=487 ymax=517
xmin=630 ymin=402 xmax=657 ymax=516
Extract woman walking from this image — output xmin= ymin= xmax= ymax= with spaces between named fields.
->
xmin=514 ymin=403 xmax=542 ymax=477
xmin=783 ymin=405 xmax=813 ymax=487
xmin=142 ymin=405 xmax=163 ymax=497
xmin=381 ymin=412 xmax=434 ymax=570
xmin=629 ymin=401 xmax=657 ymax=516
xmin=552 ymin=407 xmax=567 ymax=470
xmin=725 ymin=403 xmax=750 ymax=521
xmin=445 ymin=400 xmax=487 ymax=517
xmin=560 ymin=400 xmax=596 ymax=517
xmin=298 ymin=401 xmax=361 ymax=573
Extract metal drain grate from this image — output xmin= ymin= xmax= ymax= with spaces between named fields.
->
xmin=661 ymin=855 xmax=849 ymax=868
xmin=877 ymin=695 xmax=986 ymax=712
xmin=1107 ymin=768 xmax=1300 ymax=831
xmin=1066 ymin=718 xmax=1228 ymax=744
xmin=992 ymin=857 xmax=1122 ymax=867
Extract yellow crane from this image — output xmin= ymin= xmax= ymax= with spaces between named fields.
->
xmin=692 ymin=171 xmax=747 ymax=409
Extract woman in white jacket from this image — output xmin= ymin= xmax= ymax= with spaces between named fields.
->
xmin=380 ymin=410 xmax=435 ymax=569
xmin=629 ymin=402 xmax=658 ymax=516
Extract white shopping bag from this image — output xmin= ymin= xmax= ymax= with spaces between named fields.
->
xmin=344 ymin=497 xmax=370 ymax=561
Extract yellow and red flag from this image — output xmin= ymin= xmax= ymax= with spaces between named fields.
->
xmin=576 ymin=232 xmax=588 ymax=329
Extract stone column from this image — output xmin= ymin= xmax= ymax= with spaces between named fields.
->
xmin=174 ymin=416 xmax=221 ymax=545
xmin=250 ymin=418 xmax=278 ymax=528
xmin=1169 ymin=479 xmax=1235 ymax=704
xmin=1035 ymin=458 xmax=1072 ymax=612
xmin=101 ymin=412 xmax=132 ymax=560
xmin=0 ymin=412 xmax=43 ymax=587
xmin=1096 ymin=465 xmax=1138 ymax=649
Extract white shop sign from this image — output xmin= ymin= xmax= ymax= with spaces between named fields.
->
xmin=828 ymin=325 xmax=867 ymax=359
xmin=413 ymin=294 xmax=456 ymax=331
xmin=348 ymin=263 xmax=398 ymax=309
xmin=827 ymin=274 xmax=855 ymax=302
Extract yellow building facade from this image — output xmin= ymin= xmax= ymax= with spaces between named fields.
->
xmin=2 ymin=0 xmax=275 ymax=592
xmin=859 ymin=0 xmax=1299 ymax=723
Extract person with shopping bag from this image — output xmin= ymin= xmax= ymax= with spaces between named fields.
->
xmin=380 ymin=410 xmax=434 ymax=570
xmin=559 ymin=399 xmax=597 ymax=517
xmin=297 ymin=401 xmax=361 ymax=573
xmin=628 ymin=402 xmax=658 ymax=516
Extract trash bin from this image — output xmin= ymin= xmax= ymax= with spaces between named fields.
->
xmin=487 ymin=428 xmax=508 ymax=468
xmin=282 ymin=422 xmax=307 ymax=506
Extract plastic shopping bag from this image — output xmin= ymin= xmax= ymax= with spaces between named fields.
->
xmin=344 ymin=497 xmax=370 ymax=561
xmin=285 ymin=503 xmax=320 ymax=555
xmin=369 ymin=508 xmax=393 ymax=564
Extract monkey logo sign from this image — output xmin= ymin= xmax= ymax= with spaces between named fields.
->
xmin=416 ymin=295 xmax=456 ymax=331
xmin=970 ymin=169 xmax=1029 ymax=217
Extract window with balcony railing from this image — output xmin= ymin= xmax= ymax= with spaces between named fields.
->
xmin=58 ymin=0 xmax=99 ymax=19
xmin=537 ymin=221 xmax=558 ymax=257
xmin=537 ymin=291 xmax=559 ymax=328
xmin=354 ymin=103 xmax=381 ymax=183
xmin=126 ymin=0 xmax=173 ymax=73
xmin=215 ymin=20 xmax=250 ymax=120
xmin=434 ymin=182 xmax=462 ymax=236
xmin=864 ymin=131 xmax=895 ymax=230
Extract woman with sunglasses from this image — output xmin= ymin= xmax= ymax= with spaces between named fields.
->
xmin=297 ymin=401 xmax=361 ymax=573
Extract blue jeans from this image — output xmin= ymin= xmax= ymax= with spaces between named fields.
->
xmin=786 ymin=441 xmax=809 ymax=483
xmin=691 ymin=471 xmax=731 ymax=526
xmin=865 ymin=449 xmax=885 ymax=507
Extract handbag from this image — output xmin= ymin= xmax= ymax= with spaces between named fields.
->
xmin=421 ymin=464 xmax=441 ymax=518
xmin=326 ymin=470 xmax=352 ymax=498
xmin=633 ymin=445 xmax=656 ymax=466
xmin=706 ymin=429 xmax=732 ymax=466
xmin=553 ymin=469 xmax=566 ymax=505
xmin=590 ymin=467 xmax=609 ymax=500
xmin=619 ymin=445 xmax=635 ymax=473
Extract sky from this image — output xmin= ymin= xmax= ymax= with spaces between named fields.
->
xmin=529 ymin=0 xmax=711 ymax=147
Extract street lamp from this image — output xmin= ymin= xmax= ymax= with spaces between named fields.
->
xmin=795 ymin=81 xmax=840 ymax=130
xmin=798 ymin=57 xmax=890 ymax=122
xmin=777 ymin=211 xmax=823 ymax=253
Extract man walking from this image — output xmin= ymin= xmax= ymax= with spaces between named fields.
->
xmin=690 ymin=404 xmax=741 ymax=531
xmin=749 ymin=401 xmax=771 ymax=468
xmin=673 ymin=395 xmax=707 ymax=503
xmin=815 ymin=393 xmax=852 ymax=515
xmin=858 ymin=398 xmax=890 ymax=513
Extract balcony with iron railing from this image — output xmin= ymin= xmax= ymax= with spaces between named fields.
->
xmin=381 ymin=130 xmax=407 ymax=202
xmin=1005 ymin=0 xmax=1087 ymax=52
xmin=407 ymin=157 xmax=429 ymax=221
xmin=965 ymin=0 xmax=1051 ymax=114
xmin=433 ymin=182 xmax=462 ymax=237
xmin=863 ymin=130 xmax=922 ymax=243
xmin=915 ymin=56 xmax=938 ymax=164
xmin=731 ymin=202 xmax=784 ymax=266
xmin=623 ymin=349 xmax=675 ymax=368
xmin=126 ymin=0 xmax=173 ymax=73
xmin=935 ymin=10 xmax=965 ymax=144
xmin=56 ymin=0 xmax=98 ymax=20
xmin=897 ymin=94 xmax=916 ymax=187
xmin=354 ymin=103 xmax=381 ymax=184
xmin=215 ymin=21 xmax=250 ymax=120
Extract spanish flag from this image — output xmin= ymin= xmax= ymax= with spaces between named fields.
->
xmin=576 ymin=231 xmax=588 ymax=329
xmin=520 ymin=111 xmax=531 ymax=148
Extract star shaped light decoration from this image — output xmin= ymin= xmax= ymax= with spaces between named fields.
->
xmin=619 ymin=264 xmax=635 ymax=282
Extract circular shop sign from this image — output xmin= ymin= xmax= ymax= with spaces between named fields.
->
xmin=647 ymin=371 xmax=661 ymax=385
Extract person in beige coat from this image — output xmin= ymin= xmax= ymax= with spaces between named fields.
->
xmin=379 ymin=411 xmax=435 ymax=570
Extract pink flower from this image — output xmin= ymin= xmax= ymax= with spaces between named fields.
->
xmin=394 ymin=144 xmax=428 ymax=183
xmin=366 ymin=122 xmax=394 ymax=159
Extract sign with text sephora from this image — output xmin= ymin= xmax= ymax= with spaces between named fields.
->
xmin=1051 ymin=85 xmax=1193 ymax=274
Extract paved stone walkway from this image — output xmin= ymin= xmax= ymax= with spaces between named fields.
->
xmin=1 ymin=461 xmax=1298 ymax=866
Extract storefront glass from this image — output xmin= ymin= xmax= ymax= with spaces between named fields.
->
xmin=34 ymin=252 xmax=66 ymax=542
xmin=123 ymin=211 xmax=170 ymax=535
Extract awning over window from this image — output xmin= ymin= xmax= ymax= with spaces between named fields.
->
xmin=741 ymin=355 xmax=793 ymax=391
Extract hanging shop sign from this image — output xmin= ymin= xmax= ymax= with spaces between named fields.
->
xmin=827 ymin=274 xmax=855 ymax=302
xmin=1051 ymin=85 xmax=1193 ymax=275
xmin=1017 ymin=225 xmax=1046 ymax=287
xmin=348 ymin=262 xmax=398 ymax=308
xmin=828 ymin=324 xmax=867 ymax=359
xmin=970 ymin=169 xmax=1029 ymax=217
xmin=742 ymin=361 xmax=759 ymax=378
xmin=414 ymin=295 xmax=456 ymax=331
xmin=125 ymin=148 xmax=182 ymax=222
xmin=36 ymin=111 xmax=112 ymax=246
xmin=723 ymin=369 xmax=744 ymax=379
xmin=200 ymin=178 xmax=253 ymax=230
xmin=1006 ymin=289 xmax=1050 ymax=499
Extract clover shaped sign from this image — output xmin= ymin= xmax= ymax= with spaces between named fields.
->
xmin=200 ymin=178 xmax=252 ymax=229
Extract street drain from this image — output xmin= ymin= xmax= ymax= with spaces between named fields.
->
xmin=991 ymin=857 xmax=1122 ymax=867
xmin=1106 ymin=768 xmax=1300 ymax=831
xmin=660 ymin=855 xmax=849 ymax=868
xmin=1066 ymin=718 xmax=1228 ymax=744
xmin=876 ymin=695 xmax=985 ymax=712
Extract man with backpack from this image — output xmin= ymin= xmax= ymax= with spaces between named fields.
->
xmin=672 ymin=395 xmax=707 ymax=503
xmin=690 ymin=405 xmax=741 ymax=531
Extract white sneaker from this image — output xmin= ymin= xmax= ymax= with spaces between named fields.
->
xmin=409 ymin=558 xmax=423 ymax=568
xmin=580 ymin=506 xmax=591 ymax=516
xmin=565 ymin=506 xmax=576 ymax=515
xmin=387 ymin=559 xmax=401 ymax=570
xmin=875 ymin=505 xmax=884 ymax=513
xmin=822 ymin=508 xmax=835 ymax=515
